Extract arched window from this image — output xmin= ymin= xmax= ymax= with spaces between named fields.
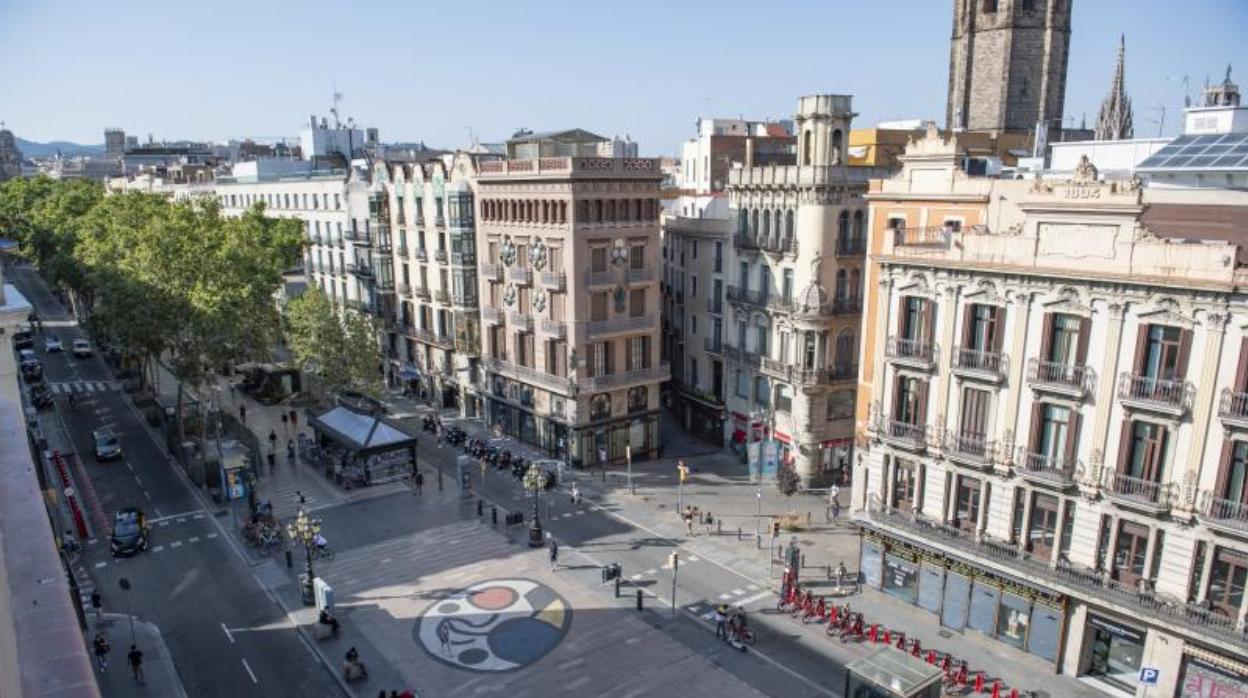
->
xmin=738 ymin=210 xmax=749 ymax=236
xmin=850 ymin=269 xmax=861 ymax=299
xmin=628 ymin=386 xmax=648 ymax=413
xmin=773 ymin=210 xmax=783 ymax=239
xmin=853 ymin=211 xmax=865 ymax=246
xmin=837 ymin=210 xmax=850 ymax=247
xmin=831 ymin=129 xmax=844 ymax=165
xmin=590 ymin=393 xmax=611 ymax=421
xmin=785 ymin=209 xmax=794 ymax=239
xmin=803 ymin=332 xmax=817 ymax=370
xmin=751 ymin=209 xmax=759 ymax=236
xmin=761 ymin=209 xmax=771 ymax=237
xmin=835 ymin=330 xmax=855 ymax=374
xmin=803 ymin=131 xmax=813 ymax=166
xmin=836 ymin=269 xmax=849 ymax=301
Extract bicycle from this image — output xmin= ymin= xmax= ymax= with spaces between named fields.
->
xmin=312 ymin=545 xmax=335 ymax=561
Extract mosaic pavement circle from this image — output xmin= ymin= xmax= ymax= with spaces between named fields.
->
xmin=415 ymin=578 xmax=572 ymax=672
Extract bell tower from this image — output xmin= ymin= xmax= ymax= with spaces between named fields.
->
xmin=794 ymin=95 xmax=856 ymax=168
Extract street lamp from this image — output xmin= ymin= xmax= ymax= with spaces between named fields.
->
xmin=286 ymin=507 xmax=322 ymax=606
xmin=523 ymin=464 xmax=546 ymax=548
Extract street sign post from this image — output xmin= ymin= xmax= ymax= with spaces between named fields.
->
xmin=626 ymin=445 xmax=634 ymax=495
xmin=1139 ymin=667 xmax=1160 ymax=686
xmin=676 ymin=460 xmax=689 ymax=512
xmin=668 ymin=552 xmax=679 ymax=616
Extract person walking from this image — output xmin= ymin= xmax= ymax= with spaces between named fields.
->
xmin=685 ymin=510 xmax=694 ymax=537
xmin=90 ymin=588 xmax=103 ymax=625
xmin=238 ymin=403 xmax=246 ymax=424
xmin=414 ymin=471 xmax=424 ymax=497
xmin=437 ymin=619 xmax=452 ymax=655
xmin=268 ymin=429 xmax=278 ymax=451
xmin=287 ymin=439 xmax=296 ymax=466
xmin=281 ymin=411 xmax=289 ymax=433
xmin=549 ymin=541 xmax=559 ymax=571
xmin=127 ymin=644 xmax=144 ymax=683
xmin=92 ymin=633 xmax=110 ymax=673
xmin=289 ymin=409 xmax=298 ymax=430
xmin=714 ymin=605 xmax=728 ymax=640
xmin=827 ymin=484 xmax=841 ymax=523
xmin=831 ymin=498 xmax=841 ymax=524
xmin=267 ymin=449 xmax=276 ymax=475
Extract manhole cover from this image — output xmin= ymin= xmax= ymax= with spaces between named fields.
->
xmin=937 ymin=630 xmax=954 ymax=639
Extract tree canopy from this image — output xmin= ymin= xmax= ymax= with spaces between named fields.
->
xmin=284 ymin=286 xmax=382 ymax=398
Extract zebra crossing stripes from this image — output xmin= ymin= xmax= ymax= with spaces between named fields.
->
xmin=49 ymin=380 xmax=122 ymax=394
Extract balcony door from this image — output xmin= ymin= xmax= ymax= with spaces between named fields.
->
xmin=900 ymin=296 xmax=932 ymax=344
xmin=1029 ymin=402 xmax=1078 ymax=468
xmin=1121 ymin=420 xmax=1168 ymax=484
xmin=963 ymin=304 xmax=1002 ymax=354
xmin=960 ymin=388 xmax=990 ymax=447
xmin=894 ymin=376 xmax=927 ymax=427
xmin=1027 ymin=493 xmax=1060 ymax=560
xmin=891 ymin=459 xmax=917 ymax=511
xmin=1214 ymin=439 xmax=1248 ymax=509
xmin=1134 ymin=324 xmax=1189 ymax=383
xmin=1112 ymin=521 xmax=1150 ymax=589
xmin=1207 ymin=549 xmax=1248 ymax=619
xmin=954 ymin=476 xmax=981 ymax=533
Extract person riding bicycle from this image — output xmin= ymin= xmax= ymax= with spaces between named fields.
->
xmin=318 ymin=609 xmax=340 ymax=635
xmin=314 ymin=532 xmax=328 ymax=552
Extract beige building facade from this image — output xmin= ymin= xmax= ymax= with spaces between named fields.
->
xmin=855 ymin=126 xmax=1248 ymax=697
xmin=474 ymin=156 xmax=667 ymax=466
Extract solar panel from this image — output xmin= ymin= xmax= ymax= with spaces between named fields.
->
xmin=1214 ymin=155 xmax=1245 ymax=167
xmin=1170 ymin=135 xmax=1199 ymax=146
xmin=1163 ymin=155 xmax=1195 ymax=167
xmin=1134 ymin=132 xmax=1248 ymax=171
xmin=1189 ymin=156 xmax=1221 ymax=167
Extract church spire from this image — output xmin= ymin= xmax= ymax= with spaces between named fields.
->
xmin=1095 ymin=34 xmax=1134 ymax=140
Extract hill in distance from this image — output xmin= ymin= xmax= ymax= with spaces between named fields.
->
xmin=15 ymin=138 xmax=106 ymax=158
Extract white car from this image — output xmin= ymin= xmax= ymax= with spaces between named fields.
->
xmin=72 ymin=339 xmax=92 ymax=357
xmin=44 ymin=335 xmax=63 ymax=352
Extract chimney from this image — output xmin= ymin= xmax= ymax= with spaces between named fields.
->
xmin=745 ymin=138 xmax=755 ymax=168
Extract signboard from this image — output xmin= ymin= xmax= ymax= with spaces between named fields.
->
xmin=1139 ymin=667 xmax=1160 ymax=686
xmin=1088 ymin=615 xmax=1146 ymax=644
xmin=1179 ymin=654 xmax=1248 ymax=698
xmin=761 ymin=439 xmax=779 ymax=476
xmin=882 ymin=553 xmax=919 ymax=604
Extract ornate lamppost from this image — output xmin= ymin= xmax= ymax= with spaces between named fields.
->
xmin=286 ymin=507 xmax=322 ymax=606
xmin=523 ymin=464 xmax=546 ymax=548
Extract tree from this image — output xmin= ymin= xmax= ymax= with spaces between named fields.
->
xmin=285 ymin=287 xmax=383 ymax=400
xmin=776 ymin=461 xmax=801 ymax=498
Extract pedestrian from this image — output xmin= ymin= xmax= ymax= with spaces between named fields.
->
xmin=570 ymin=482 xmax=579 ymax=506
xmin=714 ymin=605 xmax=728 ymax=639
xmin=287 ymin=439 xmax=296 ymax=466
xmin=685 ymin=512 xmax=694 ymax=537
xmin=92 ymin=632 xmax=109 ymax=673
xmin=549 ymin=540 xmax=559 ymax=571
xmin=437 ymin=619 xmax=451 ymax=655
xmin=826 ymin=484 xmax=841 ymax=523
xmin=90 ymin=588 xmax=102 ymax=624
xmin=267 ymin=450 xmax=276 ymax=474
xmin=831 ymin=499 xmax=841 ymax=524
xmin=127 ymin=644 xmax=144 ymax=683
xmin=268 ymin=429 xmax=277 ymax=450
xmin=297 ymin=490 xmax=306 ymax=506
xmin=281 ymin=411 xmax=289 ymax=432
xmin=597 ymin=445 xmax=607 ymax=468
xmin=239 ymin=403 xmax=246 ymax=424
xmin=705 ymin=511 xmax=714 ymax=536
xmin=289 ymin=409 xmax=298 ymax=429
xmin=414 ymin=471 xmax=424 ymax=496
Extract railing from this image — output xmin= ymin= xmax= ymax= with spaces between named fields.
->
xmin=880 ymin=418 xmax=927 ymax=449
xmin=579 ymin=363 xmax=670 ymax=392
xmin=734 ymin=233 xmax=797 ymax=256
xmin=706 ymin=298 xmax=723 ymax=314
xmin=586 ymin=270 xmax=618 ymax=287
xmin=885 ymin=336 xmax=936 ymax=365
xmin=434 ymin=249 xmax=447 ymax=263
xmin=434 ymin=289 xmax=449 ymax=304
xmin=1018 ymin=450 xmax=1078 ymax=485
xmin=952 ymin=345 xmax=1007 ymax=377
xmin=861 ymin=502 xmax=1248 ymax=652
xmin=509 ymin=312 xmax=534 ymax=332
xmin=451 ymin=251 xmax=476 ymax=266
xmin=480 ymin=262 xmax=502 ymax=282
xmin=481 ymin=306 xmax=503 ymax=323
xmin=540 ymin=319 xmax=567 ymax=339
xmin=891 ymin=225 xmax=952 ymax=248
xmin=1200 ymin=491 xmax=1248 ymax=531
xmin=1027 ymin=359 xmax=1093 ymax=393
xmin=830 ymin=296 xmax=863 ymax=315
xmin=397 ymin=283 xmax=412 ymax=298
xmin=1118 ymin=373 xmax=1195 ymax=412
xmin=397 ymin=247 xmax=409 ymax=259
xmin=587 ymin=314 xmax=654 ymax=337
xmin=374 ymin=277 xmax=395 ymax=292
xmin=627 ymin=268 xmax=654 ymax=283
xmin=1219 ymin=388 xmax=1248 ymax=422
xmin=483 ymin=356 xmax=574 ymax=394
xmin=943 ymin=431 xmax=995 ymax=465
xmin=450 ymin=292 xmax=477 ymax=308
xmin=347 ymin=263 xmax=374 ymax=278
xmin=722 ymin=344 xmax=761 ymax=368
xmin=835 ymin=238 xmax=866 ymax=256
xmin=509 ymin=267 xmax=532 ymax=285
xmin=344 ymin=229 xmax=372 ymax=245
xmin=414 ymin=286 xmax=431 ymax=300
xmin=1105 ymin=471 xmax=1175 ymax=508
xmin=416 ymin=248 xmax=428 ymax=262
xmin=541 ymin=271 xmax=566 ymax=291
xmin=703 ymin=337 xmax=723 ymax=354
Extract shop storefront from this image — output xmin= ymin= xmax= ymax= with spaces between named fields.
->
xmin=1178 ymin=651 xmax=1248 ymax=698
xmin=671 ymin=386 xmax=724 ymax=446
xmin=859 ymin=530 xmax=1065 ymax=666
xmin=1083 ymin=614 xmax=1146 ymax=694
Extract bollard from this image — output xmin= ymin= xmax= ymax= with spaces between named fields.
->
xmin=438 ymin=468 xmax=444 ymax=492
xmin=477 ymin=499 xmax=484 ymax=516
xmin=737 ymin=527 xmax=741 ymax=541
xmin=285 ymin=550 xmax=293 ymax=569
xmin=491 ymin=505 xmax=498 ymax=525
xmin=636 ymin=589 xmax=643 ymax=610
xmin=615 ymin=578 xmax=621 ymax=598
xmin=717 ymin=520 xmax=722 ymax=535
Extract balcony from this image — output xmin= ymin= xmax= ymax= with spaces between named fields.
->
xmin=722 ymin=344 xmax=761 ymax=369
xmin=835 ymin=238 xmax=866 ymax=257
xmin=481 ymin=306 xmax=503 ymax=324
xmin=1117 ymin=373 xmax=1195 ymax=417
xmin=1219 ymin=389 xmax=1248 ymax=429
xmin=703 ymin=337 xmax=723 ymax=355
xmin=451 ymin=292 xmax=478 ymax=308
xmin=951 ymin=345 xmax=1008 ymax=383
xmin=450 ymin=250 xmax=476 ymax=266
xmin=347 ymin=263 xmax=374 ymax=279
xmin=540 ymin=319 xmax=567 ymax=339
xmin=1018 ymin=450 xmax=1079 ymax=489
xmin=858 ymin=502 xmax=1248 ymax=654
xmin=480 ymin=262 xmax=502 ymax=282
xmin=416 ymin=248 xmax=428 ymax=262
xmin=410 ymin=327 xmax=453 ymax=349
xmin=1104 ymin=472 xmax=1175 ymax=514
xmin=1027 ymin=359 xmax=1094 ymax=398
xmin=587 ymin=314 xmax=654 ymax=337
xmin=344 ymin=229 xmax=372 ymax=246
xmin=397 ymin=283 xmax=412 ymax=298
xmin=579 ymin=363 xmax=670 ymax=392
xmin=830 ymin=296 xmax=863 ymax=315
xmin=435 ymin=249 xmax=448 ymax=264
xmin=509 ymin=267 xmax=532 ymax=285
xmin=509 ymin=311 xmax=534 ymax=332
xmin=734 ymin=233 xmax=797 ymax=257
xmin=586 ymin=270 xmax=618 ymax=287
xmin=891 ymin=225 xmax=952 ymax=249
xmin=540 ymin=271 xmax=566 ymax=291
xmin=414 ymin=286 xmax=431 ymax=300
xmin=434 ymin=289 xmax=450 ymax=304
xmin=483 ymin=356 xmax=574 ymax=395
xmin=374 ymin=277 xmax=395 ymax=292
xmin=706 ymin=298 xmax=723 ymax=315
xmin=627 ymin=267 xmax=654 ymax=283
xmin=885 ymin=335 xmax=937 ymax=370
xmin=1199 ymin=491 xmax=1248 ymax=536
xmin=879 ymin=417 xmax=927 ymax=451
xmin=943 ymin=431 xmax=996 ymax=469
xmin=397 ymin=247 xmax=409 ymax=259
xmin=345 ymin=299 xmax=376 ymax=315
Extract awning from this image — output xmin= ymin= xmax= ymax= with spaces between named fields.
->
xmin=310 ymin=406 xmax=417 ymax=452
xmin=732 ymin=429 xmax=746 ymax=443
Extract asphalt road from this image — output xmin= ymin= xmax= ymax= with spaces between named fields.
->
xmin=11 ymin=268 xmax=342 ymax=698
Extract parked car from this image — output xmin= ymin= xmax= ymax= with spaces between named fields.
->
xmin=44 ymin=335 xmax=63 ymax=352
xmin=12 ymin=327 xmax=34 ymax=350
xmin=93 ymin=428 xmax=122 ymax=461
xmin=110 ymin=507 xmax=148 ymax=557
xmin=72 ymin=338 xmax=92 ymax=358
xmin=19 ymin=350 xmax=42 ymax=381
xmin=28 ymin=384 xmax=53 ymax=410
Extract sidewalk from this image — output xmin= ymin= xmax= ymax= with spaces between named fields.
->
xmin=91 ymin=613 xmax=186 ymax=698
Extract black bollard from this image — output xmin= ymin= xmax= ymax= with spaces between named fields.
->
xmin=491 ymin=505 xmax=498 ymax=525
xmin=737 ymin=527 xmax=742 ymax=541
xmin=285 ymin=550 xmax=293 ymax=569
xmin=717 ymin=520 xmax=722 ymax=535
xmin=636 ymin=589 xmax=643 ymax=611
xmin=477 ymin=499 xmax=484 ymax=516
xmin=615 ymin=577 xmax=621 ymax=598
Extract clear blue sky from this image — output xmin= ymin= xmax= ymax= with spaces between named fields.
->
xmin=1 ymin=0 xmax=1244 ymax=155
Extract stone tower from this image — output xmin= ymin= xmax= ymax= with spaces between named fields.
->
xmin=1094 ymin=35 xmax=1133 ymax=141
xmin=794 ymin=95 xmax=855 ymax=168
xmin=946 ymin=0 xmax=1073 ymax=133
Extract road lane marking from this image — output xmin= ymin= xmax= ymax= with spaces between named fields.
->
xmin=148 ymin=510 xmax=205 ymax=524
xmin=735 ymin=590 xmax=773 ymax=607
xmin=718 ymin=593 xmax=732 ymax=600
xmin=189 ymin=537 xmax=199 ymax=543
xmin=158 ymin=521 xmax=170 ymax=527
xmin=747 ymin=584 xmax=760 ymax=591
xmin=176 ymin=518 xmax=186 ymax=524
xmin=170 ymin=541 xmax=182 ymax=548
xmin=142 ymin=489 xmax=151 ymax=501
xmin=152 ymin=546 xmax=164 ymax=552
xmin=688 ymin=555 xmax=700 ymax=562
xmin=241 ymin=658 xmax=258 ymax=684
xmin=193 ymin=514 xmax=203 ymax=520
xmin=645 ymin=568 xmax=657 ymax=575
xmin=221 ymin=623 xmax=235 ymax=644
xmin=732 ymin=588 xmax=745 ymax=596
xmin=629 ymin=573 xmax=643 ymax=581
xmin=94 ymin=562 xmax=107 ymax=568
xmin=205 ymin=532 xmax=218 ymax=539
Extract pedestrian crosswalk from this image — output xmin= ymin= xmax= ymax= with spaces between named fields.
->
xmin=48 ymin=380 xmax=123 ymax=394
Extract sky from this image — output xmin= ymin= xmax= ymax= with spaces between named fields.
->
xmin=1 ymin=0 xmax=1245 ymax=156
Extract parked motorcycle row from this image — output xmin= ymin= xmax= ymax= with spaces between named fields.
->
xmin=423 ymin=414 xmax=560 ymax=490
xmin=778 ymin=586 xmax=1029 ymax=698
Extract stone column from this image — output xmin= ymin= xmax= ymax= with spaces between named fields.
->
xmin=1195 ymin=539 xmax=1216 ymax=604
xmin=1091 ymin=303 xmax=1128 ymax=486
xmin=915 ymin=461 xmax=926 ymax=515
xmin=1103 ymin=515 xmax=1121 ymax=574
xmin=870 ymin=276 xmax=894 ymax=411
xmin=883 ymin=454 xmax=896 ymax=509
xmin=935 ymin=285 xmax=960 ymax=426
xmin=945 ymin=471 xmax=958 ymax=524
xmin=1002 ymin=293 xmax=1033 ymax=468
xmin=1050 ymin=497 xmax=1069 ymax=567
xmin=1181 ymin=313 xmax=1227 ymax=514
xmin=1017 ymin=486 xmax=1034 ymax=551
xmin=976 ymin=479 xmax=990 ymax=537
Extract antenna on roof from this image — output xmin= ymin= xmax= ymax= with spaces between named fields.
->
xmin=330 ymin=85 xmax=344 ymax=128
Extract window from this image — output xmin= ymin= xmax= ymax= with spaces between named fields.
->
xmin=900 ymin=296 xmax=931 ymax=343
xmin=547 ymin=340 xmax=568 ymax=377
xmin=964 ymin=304 xmax=1002 ymax=354
xmin=982 ymin=0 xmax=997 ymax=11
xmin=775 ymin=384 xmax=792 ymax=412
xmin=691 ymin=314 xmax=698 ymax=336
xmin=894 ymin=376 xmax=926 ymax=425
xmin=591 ymin=247 xmax=608 ymax=272
xmin=738 ymin=261 xmax=749 ymax=290
xmin=1122 ymin=420 xmax=1168 ymax=484
xmin=713 ymin=241 xmax=723 ymax=273
xmin=630 ymin=245 xmax=645 ymax=270
xmin=1216 ymin=440 xmax=1248 ymax=508
xmin=1044 ymin=313 xmax=1087 ymax=366
xmin=736 ymin=319 xmax=747 ymax=349
xmin=690 ymin=240 xmax=698 ymax=260
xmin=960 ymin=388 xmax=990 ymax=441
xmin=785 ymin=210 xmax=794 ymax=239
xmin=754 ymin=321 xmax=769 ymax=356
xmin=754 ymin=376 xmax=770 ymax=405
xmin=628 ymin=386 xmax=648 ymax=414
xmin=688 ymin=359 xmax=699 ymax=389
xmin=1208 ymin=549 xmax=1248 ymax=618
xmin=735 ymin=370 xmax=749 ymax=398
xmin=954 ymin=477 xmax=981 ymax=532
xmin=590 ymin=393 xmax=611 ymax=421
xmin=1137 ymin=324 xmax=1188 ymax=381
xmin=1028 ymin=493 xmax=1060 ymax=558
xmin=691 ymin=275 xmax=698 ymax=299
xmin=591 ymin=292 xmax=609 ymax=322
xmin=782 ymin=269 xmax=794 ymax=302
xmin=629 ymin=289 xmax=645 ymax=318
xmin=588 ymin=342 xmax=612 ymax=377
xmin=759 ymin=265 xmax=771 ymax=300
xmin=626 ymin=336 xmax=650 ymax=371
xmin=892 ymin=458 xmax=917 ymax=510
xmin=803 ymin=333 xmax=817 ymax=370
xmin=1032 ymin=403 xmax=1076 ymax=467
xmin=1112 ymin=521 xmax=1150 ymax=587
xmin=516 ymin=332 xmax=534 ymax=368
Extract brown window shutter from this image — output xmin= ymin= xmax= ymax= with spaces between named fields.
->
xmin=1064 ymin=412 xmax=1082 ymax=465
xmin=1076 ymin=316 xmax=1091 ymax=366
xmin=1152 ymin=427 xmax=1169 ymax=482
xmin=962 ymin=304 xmax=975 ymax=347
xmin=1213 ymin=439 xmax=1235 ymax=499
xmin=1234 ymin=339 xmax=1248 ymax=393
xmin=897 ymin=296 xmax=907 ymax=337
xmin=1132 ymin=324 xmax=1150 ymax=374
xmin=1028 ymin=402 xmax=1043 ymax=453
xmin=991 ymin=306 xmax=1006 ymax=354
xmin=1176 ymin=328 xmax=1193 ymax=380
xmin=923 ymin=299 xmax=935 ymax=345
xmin=1039 ymin=313 xmax=1054 ymax=362
xmin=917 ymin=380 xmax=930 ymax=426
xmin=1116 ymin=419 xmax=1134 ymax=475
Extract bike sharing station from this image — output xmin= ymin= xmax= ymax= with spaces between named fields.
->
xmin=307 ymin=406 xmax=417 ymax=488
